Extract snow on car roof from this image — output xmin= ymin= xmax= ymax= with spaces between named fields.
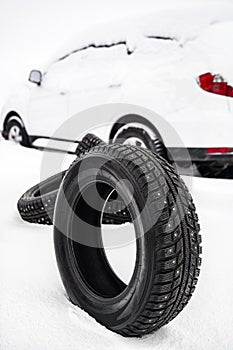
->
xmin=51 ymin=2 xmax=233 ymax=64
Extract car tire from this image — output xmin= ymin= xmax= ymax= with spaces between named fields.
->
xmin=114 ymin=126 xmax=168 ymax=160
xmin=54 ymin=143 xmax=201 ymax=337
xmin=17 ymin=169 xmax=131 ymax=225
xmin=4 ymin=119 xmax=30 ymax=147
xmin=17 ymin=171 xmax=66 ymax=225
xmin=17 ymin=133 xmax=132 ymax=226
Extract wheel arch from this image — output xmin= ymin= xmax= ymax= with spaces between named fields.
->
xmin=3 ymin=111 xmax=25 ymax=131
xmin=109 ymin=114 xmax=165 ymax=144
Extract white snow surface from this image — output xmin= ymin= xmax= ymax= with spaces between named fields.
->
xmin=1 ymin=141 xmax=233 ymax=350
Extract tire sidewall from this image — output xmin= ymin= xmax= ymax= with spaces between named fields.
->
xmin=54 ymin=152 xmax=155 ymax=331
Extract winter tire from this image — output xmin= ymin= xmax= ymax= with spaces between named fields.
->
xmin=17 ymin=132 xmax=132 ymax=226
xmin=114 ymin=126 xmax=168 ymax=160
xmin=17 ymin=171 xmax=66 ymax=225
xmin=17 ymin=170 xmax=131 ymax=226
xmin=54 ymin=143 xmax=201 ymax=337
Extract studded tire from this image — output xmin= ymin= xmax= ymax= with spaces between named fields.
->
xmin=114 ymin=126 xmax=168 ymax=160
xmin=54 ymin=143 xmax=201 ymax=337
xmin=17 ymin=171 xmax=131 ymax=225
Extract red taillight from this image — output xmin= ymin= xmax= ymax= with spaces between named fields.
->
xmin=207 ymin=147 xmax=233 ymax=155
xmin=227 ymin=85 xmax=233 ymax=97
xmin=198 ymin=72 xmax=233 ymax=98
xmin=199 ymin=72 xmax=213 ymax=91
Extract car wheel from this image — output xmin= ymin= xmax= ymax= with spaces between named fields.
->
xmin=4 ymin=119 xmax=30 ymax=146
xmin=114 ymin=126 xmax=168 ymax=160
xmin=54 ymin=143 xmax=201 ymax=337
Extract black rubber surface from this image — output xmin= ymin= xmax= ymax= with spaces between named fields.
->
xmin=54 ymin=143 xmax=201 ymax=337
xmin=17 ymin=171 xmax=66 ymax=225
xmin=17 ymin=134 xmax=131 ymax=225
xmin=115 ymin=126 xmax=168 ymax=160
xmin=196 ymin=161 xmax=233 ymax=179
xmin=17 ymin=170 xmax=131 ymax=225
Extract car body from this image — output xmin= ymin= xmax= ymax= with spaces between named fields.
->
xmin=1 ymin=3 xmax=233 ymax=175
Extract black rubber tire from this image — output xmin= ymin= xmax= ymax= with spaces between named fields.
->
xmin=54 ymin=143 xmax=201 ymax=337
xmin=17 ymin=133 xmax=131 ymax=226
xmin=114 ymin=126 xmax=168 ymax=160
xmin=17 ymin=171 xmax=131 ymax=225
xmin=17 ymin=171 xmax=66 ymax=225
xmin=5 ymin=119 xmax=30 ymax=147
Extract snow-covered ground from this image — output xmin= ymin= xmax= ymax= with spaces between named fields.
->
xmin=1 ymin=141 xmax=233 ymax=350
xmin=1 ymin=1 xmax=233 ymax=348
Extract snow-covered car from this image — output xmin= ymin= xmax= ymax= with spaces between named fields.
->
xmin=1 ymin=3 xmax=233 ymax=177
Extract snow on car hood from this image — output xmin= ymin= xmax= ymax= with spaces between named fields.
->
xmin=48 ymin=2 xmax=233 ymax=65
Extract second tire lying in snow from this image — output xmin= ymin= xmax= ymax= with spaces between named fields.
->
xmin=54 ymin=143 xmax=201 ymax=337
xmin=17 ymin=170 xmax=131 ymax=225
xmin=17 ymin=133 xmax=131 ymax=226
